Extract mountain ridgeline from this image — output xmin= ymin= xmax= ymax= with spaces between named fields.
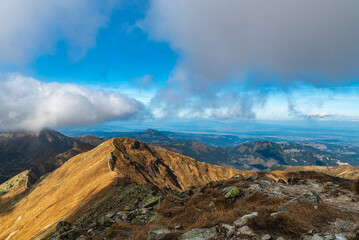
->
xmin=0 ymin=129 xmax=105 ymax=184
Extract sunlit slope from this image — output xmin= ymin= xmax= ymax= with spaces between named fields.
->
xmin=282 ymin=165 xmax=359 ymax=180
xmin=0 ymin=138 xmax=244 ymax=240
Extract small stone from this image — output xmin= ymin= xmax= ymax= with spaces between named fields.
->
xmin=117 ymin=211 xmax=128 ymax=220
xmin=208 ymin=201 xmax=216 ymax=209
xmin=174 ymin=224 xmax=183 ymax=230
xmin=233 ymin=212 xmax=258 ymax=227
xmin=277 ymin=206 xmax=288 ymax=212
xmin=106 ymin=212 xmax=115 ymax=218
xmin=335 ymin=234 xmax=347 ymax=240
xmin=237 ymin=226 xmax=254 ymax=236
xmin=307 ymin=228 xmax=319 ymax=235
xmin=249 ymin=184 xmax=261 ymax=191
xmin=276 ymin=237 xmax=285 ymax=240
xmin=179 ymin=227 xmax=218 ymax=240
xmin=320 ymin=233 xmax=335 ymax=240
xmin=221 ymin=224 xmax=235 ymax=238
xmin=270 ymin=212 xmax=279 ymax=217
xmin=312 ymin=234 xmax=324 ymax=240
xmin=262 ymin=234 xmax=272 ymax=240
xmin=147 ymin=226 xmax=173 ymax=240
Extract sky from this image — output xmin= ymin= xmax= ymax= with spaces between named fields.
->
xmin=0 ymin=0 xmax=359 ymax=132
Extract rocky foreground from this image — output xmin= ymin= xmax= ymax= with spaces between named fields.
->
xmin=49 ymin=173 xmax=359 ymax=240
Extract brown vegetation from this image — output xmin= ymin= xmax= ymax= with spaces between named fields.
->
xmin=354 ymin=179 xmax=359 ymax=195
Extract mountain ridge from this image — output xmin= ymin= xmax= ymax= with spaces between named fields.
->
xmin=0 ymin=137 xmax=245 ymax=240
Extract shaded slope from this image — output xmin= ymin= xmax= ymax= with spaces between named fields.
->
xmin=0 ymin=138 xmax=244 ymax=240
xmin=0 ymin=129 xmax=95 ymax=183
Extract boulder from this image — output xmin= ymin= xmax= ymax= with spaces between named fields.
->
xmin=222 ymin=186 xmax=240 ymax=199
xmin=142 ymin=194 xmax=163 ymax=208
xmin=289 ymin=190 xmax=322 ymax=206
xmin=233 ymin=212 xmax=258 ymax=227
xmin=147 ymin=226 xmax=173 ymax=240
xmin=179 ymin=227 xmax=218 ymax=240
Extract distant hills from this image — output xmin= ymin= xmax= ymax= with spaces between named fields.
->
xmin=110 ymin=129 xmax=359 ymax=170
xmin=1 ymin=128 xmax=358 ymax=185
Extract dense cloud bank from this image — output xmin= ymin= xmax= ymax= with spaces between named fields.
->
xmin=141 ymin=0 xmax=359 ymax=119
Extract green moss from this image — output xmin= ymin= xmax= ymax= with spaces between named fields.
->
xmin=149 ymin=212 xmax=162 ymax=223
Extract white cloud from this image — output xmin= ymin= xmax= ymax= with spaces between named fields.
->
xmin=0 ymin=74 xmax=148 ymax=131
xmin=0 ymin=0 xmax=116 ymax=64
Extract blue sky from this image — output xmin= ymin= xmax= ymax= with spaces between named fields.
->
xmin=0 ymin=0 xmax=359 ymax=132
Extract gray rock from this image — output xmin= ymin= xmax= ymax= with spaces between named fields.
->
xmin=147 ymin=226 xmax=173 ymax=240
xmin=249 ymin=184 xmax=262 ymax=191
xmin=289 ymin=190 xmax=322 ymax=206
xmin=312 ymin=235 xmax=325 ymax=240
xmin=221 ymin=223 xmax=235 ymax=238
xmin=179 ymin=227 xmax=217 ymax=240
xmin=175 ymin=224 xmax=183 ymax=230
xmin=233 ymin=212 xmax=258 ymax=227
xmin=237 ymin=226 xmax=255 ymax=236
xmin=262 ymin=233 xmax=272 ymax=240
xmin=106 ymin=212 xmax=115 ymax=218
xmin=222 ymin=186 xmax=242 ymax=199
xmin=276 ymin=237 xmax=285 ymax=240
xmin=117 ymin=211 xmax=128 ymax=220
xmin=334 ymin=219 xmax=354 ymax=231
xmin=335 ymin=234 xmax=347 ymax=240
xmin=277 ymin=206 xmax=289 ymax=212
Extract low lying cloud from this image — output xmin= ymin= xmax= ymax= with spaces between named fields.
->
xmin=150 ymin=66 xmax=265 ymax=119
xmin=288 ymin=101 xmax=334 ymax=120
xmin=0 ymin=0 xmax=116 ymax=64
xmin=0 ymin=75 xmax=148 ymax=131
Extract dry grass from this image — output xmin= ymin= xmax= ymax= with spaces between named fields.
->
xmin=353 ymin=179 xmax=359 ymax=195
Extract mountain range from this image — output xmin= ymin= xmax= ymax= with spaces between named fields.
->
xmin=0 ymin=135 xmax=358 ymax=240
xmin=1 ymin=128 xmax=359 ymax=186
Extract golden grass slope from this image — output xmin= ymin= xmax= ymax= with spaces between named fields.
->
xmin=0 ymin=138 xmax=244 ymax=240
xmin=282 ymin=165 xmax=359 ymax=180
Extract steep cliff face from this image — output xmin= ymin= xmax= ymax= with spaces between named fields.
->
xmin=0 ymin=138 xmax=243 ymax=240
